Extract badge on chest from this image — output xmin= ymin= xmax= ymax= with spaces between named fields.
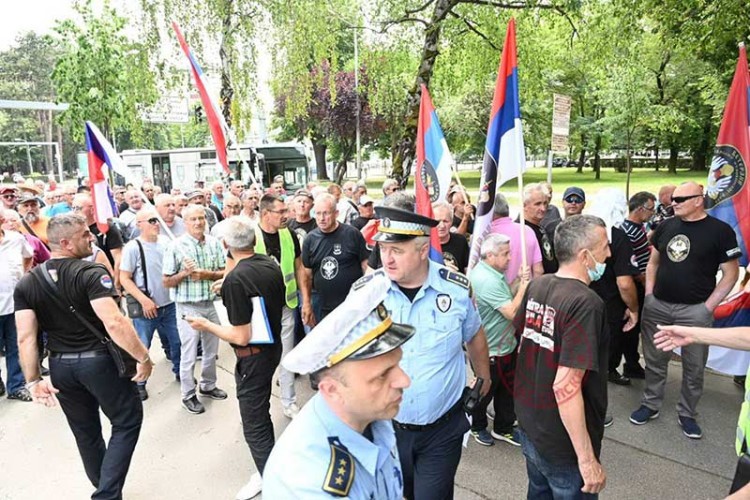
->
xmin=436 ymin=293 xmax=452 ymax=313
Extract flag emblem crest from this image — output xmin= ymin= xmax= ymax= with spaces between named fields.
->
xmin=706 ymin=145 xmax=747 ymax=208
xmin=419 ymin=159 xmax=441 ymax=202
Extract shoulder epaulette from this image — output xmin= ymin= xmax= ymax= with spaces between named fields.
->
xmin=323 ymin=437 xmax=354 ymax=497
xmin=352 ymin=270 xmax=385 ymax=291
xmin=439 ymin=268 xmax=470 ymax=289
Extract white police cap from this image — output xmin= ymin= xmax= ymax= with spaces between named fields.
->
xmin=282 ymin=273 xmax=415 ymax=375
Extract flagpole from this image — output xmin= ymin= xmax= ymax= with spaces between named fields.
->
xmin=517 ymin=131 xmax=527 ymax=271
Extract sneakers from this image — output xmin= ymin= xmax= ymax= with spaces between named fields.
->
xmin=235 ymin=472 xmax=262 ymax=500
xmin=137 ymin=385 xmax=149 ymax=401
xmin=629 ymin=405 xmax=660 ymax=425
xmin=199 ymin=387 xmax=228 ymax=400
xmin=8 ymin=388 xmax=32 ymax=402
xmin=282 ymin=403 xmax=301 ymax=419
xmin=608 ymin=370 xmax=631 ymax=386
xmin=604 ymin=415 xmax=614 ymax=428
xmin=471 ymin=429 xmax=494 ymax=446
xmin=491 ymin=429 xmax=521 ymax=446
xmin=182 ymin=395 xmax=205 ymax=414
xmin=678 ymin=416 xmax=703 ymax=439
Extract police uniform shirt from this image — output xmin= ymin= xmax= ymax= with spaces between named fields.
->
xmin=263 ymin=393 xmax=404 ymax=499
xmin=379 ymin=262 xmax=481 ymax=425
xmin=14 ymin=258 xmax=119 ymax=353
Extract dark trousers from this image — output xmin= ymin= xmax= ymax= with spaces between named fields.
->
xmin=472 ymin=352 xmax=516 ymax=434
xmin=607 ymin=298 xmax=641 ymax=374
xmin=396 ymin=402 xmax=470 ymax=500
xmin=50 ymin=353 xmax=143 ymax=500
xmin=235 ymin=344 xmax=282 ymax=476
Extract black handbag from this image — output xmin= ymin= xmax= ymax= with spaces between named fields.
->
xmin=33 ymin=262 xmax=138 ymax=379
xmin=124 ymin=240 xmax=151 ymax=319
xmin=730 ymin=439 xmax=750 ymax=494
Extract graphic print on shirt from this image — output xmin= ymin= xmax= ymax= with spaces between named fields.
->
xmin=321 ymin=256 xmax=339 ymax=280
xmin=521 ymin=297 xmax=556 ymax=351
xmin=666 ymin=234 xmax=690 ymax=262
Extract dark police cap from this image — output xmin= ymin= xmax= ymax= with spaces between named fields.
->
xmin=373 ymin=206 xmax=438 ymax=243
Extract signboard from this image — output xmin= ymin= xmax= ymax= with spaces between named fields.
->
xmin=141 ymin=94 xmax=190 ymax=124
xmin=551 ymin=93 xmax=572 ymax=153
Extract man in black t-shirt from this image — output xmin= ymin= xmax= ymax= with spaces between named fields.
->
xmin=519 ymin=183 xmax=558 ymax=273
xmin=433 ymin=201 xmax=469 ymax=273
xmin=631 ymin=182 xmax=740 ymax=439
xmin=286 ymin=189 xmax=317 ymax=245
xmin=15 ymin=213 xmax=152 ymax=500
xmin=514 ymin=215 xmax=609 ymax=497
xmin=351 ymin=195 xmax=376 ymax=230
xmin=185 ymin=217 xmax=284 ymax=500
xmin=302 ymin=193 xmax=368 ymax=320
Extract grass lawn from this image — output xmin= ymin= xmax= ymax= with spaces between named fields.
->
xmin=362 ymin=166 xmax=709 ymax=204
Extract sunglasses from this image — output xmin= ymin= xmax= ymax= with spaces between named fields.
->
xmin=564 ymin=196 xmax=584 ymax=204
xmin=139 ymin=217 xmax=160 ymax=225
xmin=2 ymin=194 xmax=16 ymax=200
xmin=671 ymin=194 xmax=702 ymax=204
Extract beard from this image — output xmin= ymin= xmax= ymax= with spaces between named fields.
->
xmin=23 ymin=212 xmax=39 ymax=224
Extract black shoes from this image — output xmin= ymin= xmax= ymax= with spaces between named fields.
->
xmin=8 ymin=388 xmax=32 ymax=402
xmin=199 ymin=387 xmax=228 ymax=400
xmin=624 ymin=364 xmax=646 ymax=380
xmin=182 ymin=395 xmax=205 ymax=414
xmin=0 ymin=377 xmax=5 ymax=397
xmin=608 ymin=370 xmax=631 ymax=386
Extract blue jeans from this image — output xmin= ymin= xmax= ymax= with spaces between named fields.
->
xmin=132 ymin=302 xmax=181 ymax=382
xmin=50 ymin=352 xmax=143 ymax=499
xmin=518 ymin=429 xmax=598 ymax=500
xmin=0 ymin=313 xmax=24 ymax=394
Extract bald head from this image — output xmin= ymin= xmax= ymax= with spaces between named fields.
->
xmin=657 ymin=184 xmax=677 ymax=206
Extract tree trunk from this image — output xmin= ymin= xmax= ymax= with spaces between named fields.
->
xmin=691 ymin=118 xmax=712 ymax=171
xmin=668 ymin=143 xmax=678 ymax=174
xmin=334 ymin=160 xmax=347 ymax=185
xmin=312 ymin=139 xmax=329 ymax=181
xmin=577 ymin=146 xmax=586 ymax=174
xmin=390 ymin=0 xmax=458 ymax=185
xmin=593 ymin=134 xmax=602 ymax=180
xmin=654 ymin=143 xmax=659 ymax=172
xmin=219 ymin=0 xmax=234 ymax=131
xmin=625 ymin=136 xmax=632 ymax=199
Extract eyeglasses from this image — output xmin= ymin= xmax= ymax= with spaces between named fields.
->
xmin=564 ymin=196 xmax=584 ymax=204
xmin=671 ymin=194 xmax=702 ymax=204
xmin=139 ymin=217 xmax=160 ymax=225
xmin=641 ymin=205 xmax=656 ymax=213
xmin=71 ymin=206 xmax=84 ymax=211
xmin=2 ymin=194 xmax=16 ymax=200
xmin=269 ymin=209 xmax=288 ymax=214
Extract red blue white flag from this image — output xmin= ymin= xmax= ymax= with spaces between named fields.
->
xmin=416 ymin=84 xmax=453 ymax=264
xmin=172 ymin=21 xmax=231 ymax=175
xmin=84 ymin=121 xmax=119 ymax=233
xmin=468 ymin=18 xmax=526 ymax=271
xmin=706 ymin=43 xmax=750 ymax=266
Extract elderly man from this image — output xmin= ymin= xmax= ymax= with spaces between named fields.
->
xmin=433 ymin=200 xmax=470 ymax=273
xmin=352 ymin=195 xmax=376 ymax=230
xmin=514 ymin=215 xmax=610 ymax=498
xmin=263 ymin=273 xmax=413 ymax=499
xmin=540 ymin=182 xmax=562 ymax=234
xmin=301 ymin=193 xmax=368 ymax=322
xmin=469 ymin=233 xmax=529 ymax=447
xmin=651 ymin=184 xmax=676 ymax=229
xmin=210 ymin=194 xmax=242 ymax=241
xmin=382 ymin=178 xmax=401 ymax=200
xmin=211 ymin=181 xmax=225 ymax=210
xmin=46 ymin=185 xmax=77 ymax=217
xmin=120 ymin=189 xmax=145 ymax=240
xmin=520 ymin=183 xmax=558 ymax=274
xmin=154 ymin=193 xmax=186 ymax=237
xmin=185 ymin=217 xmax=286 ymax=500
xmin=15 ymin=213 xmax=152 ymax=499
xmin=163 ymin=204 xmax=227 ymax=414
xmin=449 ymin=188 xmax=475 ymax=236
xmin=17 ymin=193 xmax=50 ymax=247
xmin=490 ymin=193 xmax=543 ymax=283
xmin=286 ymin=189 xmax=317 ymax=244
xmin=372 ymin=205 xmax=490 ymax=500
xmin=71 ymin=194 xmax=124 ymax=274
xmin=186 ymin=189 xmax=218 ymax=229
xmin=229 ymin=180 xmax=245 ymax=198
xmin=2 ymin=209 xmax=49 ymax=266
xmin=255 ymin=194 xmax=311 ymax=419
xmin=630 ymin=182 xmax=740 ymax=439
xmin=0 ymin=186 xmax=17 ymax=210
xmin=328 ymin=183 xmax=358 ymax=225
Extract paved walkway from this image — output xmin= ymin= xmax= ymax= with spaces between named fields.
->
xmin=0 ymin=341 xmax=740 ymax=499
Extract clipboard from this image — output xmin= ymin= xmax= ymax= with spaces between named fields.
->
xmin=213 ymin=296 xmax=274 ymax=344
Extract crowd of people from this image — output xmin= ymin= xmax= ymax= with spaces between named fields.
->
xmin=1 ymin=171 xmax=747 ymax=499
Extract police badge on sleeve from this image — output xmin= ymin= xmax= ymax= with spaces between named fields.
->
xmin=436 ymin=293 xmax=452 ymax=312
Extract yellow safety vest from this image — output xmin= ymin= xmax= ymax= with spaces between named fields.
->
xmin=254 ymin=226 xmax=299 ymax=308
xmin=737 ymin=366 xmax=750 ymax=455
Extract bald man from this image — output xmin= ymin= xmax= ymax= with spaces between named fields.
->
xmin=651 ymin=184 xmax=676 ymax=229
xmin=631 ymin=182 xmax=740 ymax=440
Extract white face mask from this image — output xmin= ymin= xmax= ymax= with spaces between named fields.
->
xmin=585 ymin=250 xmax=606 ymax=282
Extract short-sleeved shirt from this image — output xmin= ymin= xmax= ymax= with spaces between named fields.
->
xmin=163 ymin=233 xmax=226 ymax=303
xmin=490 ymin=217 xmax=543 ymax=283
xmin=381 ymin=263 xmax=482 ymax=425
xmin=161 ymin=217 xmax=186 ymax=238
xmin=118 ymin=208 xmax=139 ymax=240
xmin=89 ymin=222 xmax=124 ymax=267
xmin=523 ymin=219 xmax=558 ymax=274
xmin=14 ymin=259 xmax=119 ymax=353
xmin=652 ymin=215 xmax=740 ymax=304
xmin=260 ymin=227 xmax=301 ymax=264
xmin=21 ymin=216 xmax=49 ymax=245
xmin=23 ymin=233 xmax=50 ymax=267
xmin=620 ymin=219 xmax=651 ymax=273
xmin=302 ymin=224 xmax=368 ymax=315
xmin=120 ymin=236 xmax=173 ymax=307
xmin=287 ymin=218 xmax=317 ymax=246
xmin=351 ymin=216 xmax=375 ymax=231
xmin=0 ymin=230 xmax=33 ymax=315
xmin=589 ymin=226 xmax=640 ymax=317
xmin=470 ymin=260 xmax=516 ymax=356
xmin=221 ymin=254 xmax=284 ymax=348
xmin=337 ymin=199 xmax=359 ymax=225
xmin=452 ymin=212 xmax=475 ymax=234
xmin=263 ymin=393 xmax=403 ymax=499
xmin=514 ymin=274 xmax=608 ymax=466
xmin=441 ymin=233 xmax=470 ymax=273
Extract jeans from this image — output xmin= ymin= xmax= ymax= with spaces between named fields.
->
xmin=0 ymin=313 xmax=24 ymax=394
xmin=50 ymin=352 xmax=143 ymax=500
xmin=279 ymin=306 xmax=296 ymax=408
xmin=176 ymin=301 xmax=221 ymax=399
xmin=132 ymin=302 xmax=181 ymax=382
xmin=236 ymin=344 xmax=282 ymax=475
xmin=519 ymin=429 xmax=597 ymax=500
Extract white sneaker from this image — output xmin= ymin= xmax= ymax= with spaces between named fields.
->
xmin=283 ymin=403 xmax=300 ymax=419
xmin=235 ymin=472 xmax=262 ymax=500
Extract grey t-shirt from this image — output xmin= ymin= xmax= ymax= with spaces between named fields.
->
xmin=160 ymin=217 xmax=186 ymax=238
xmin=120 ymin=236 xmax=173 ymax=307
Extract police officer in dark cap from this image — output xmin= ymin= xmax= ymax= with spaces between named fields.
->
xmin=371 ymin=205 xmax=491 ymax=500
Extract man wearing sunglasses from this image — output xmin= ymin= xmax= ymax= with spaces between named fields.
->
xmin=0 ymin=186 xmax=17 ymax=210
xmin=631 ymin=182 xmax=740 ymax=440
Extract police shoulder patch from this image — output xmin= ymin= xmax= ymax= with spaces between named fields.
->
xmin=323 ymin=437 xmax=355 ymax=497
xmin=352 ymin=270 xmax=385 ymax=291
xmin=439 ymin=268 xmax=469 ymax=289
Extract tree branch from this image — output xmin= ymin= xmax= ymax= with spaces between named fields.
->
xmin=405 ymin=0 xmax=438 ymax=15
xmin=381 ymin=16 xmax=431 ymax=31
xmin=448 ymin=10 xmax=499 ymax=51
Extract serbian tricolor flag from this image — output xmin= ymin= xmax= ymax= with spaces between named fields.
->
xmin=416 ymin=84 xmax=452 ymax=264
xmin=468 ymin=18 xmax=526 ymax=271
xmin=706 ymin=43 xmax=750 ymax=266
xmin=172 ymin=22 xmax=231 ymax=175
xmin=84 ymin=121 xmax=119 ymax=233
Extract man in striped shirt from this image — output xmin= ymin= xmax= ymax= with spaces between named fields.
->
xmin=618 ymin=191 xmax=657 ymax=379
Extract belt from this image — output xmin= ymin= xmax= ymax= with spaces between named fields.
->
xmin=393 ymin=398 xmax=463 ymax=432
xmin=50 ymin=349 xmax=109 ymax=360
xmin=234 ymin=345 xmax=264 ymax=358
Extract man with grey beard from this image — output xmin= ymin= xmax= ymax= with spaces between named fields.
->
xmin=17 ymin=193 xmax=50 ymax=247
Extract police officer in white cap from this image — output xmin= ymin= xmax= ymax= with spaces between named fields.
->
xmin=262 ymin=273 xmax=414 ymax=498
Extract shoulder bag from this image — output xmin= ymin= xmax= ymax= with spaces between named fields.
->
xmin=124 ymin=240 xmax=151 ymax=319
